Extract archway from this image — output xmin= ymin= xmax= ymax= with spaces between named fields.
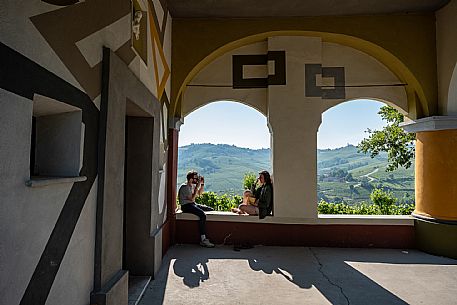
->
xmin=177 ymin=100 xmax=272 ymax=209
xmin=177 ymin=34 xmax=413 ymax=219
xmin=174 ymin=31 xmax=431 ymax=119
xmin=317 ymin=99 xmax=415 ymax=214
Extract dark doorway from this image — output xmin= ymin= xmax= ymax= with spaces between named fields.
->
xmin=124 ymin=115 xmax=155 ymax=275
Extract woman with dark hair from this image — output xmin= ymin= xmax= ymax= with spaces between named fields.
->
xmin=232 ymin=170 xmax=273 ymax=219
xmin=255 ymin=170 xmax=273 ymax=219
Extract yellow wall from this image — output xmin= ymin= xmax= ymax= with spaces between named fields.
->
xmin=172 ymin=14 xmax=438 ymax=119
xmin=415 ymin=130 xmax=457 ymax=221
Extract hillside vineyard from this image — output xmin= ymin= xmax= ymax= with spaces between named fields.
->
xmin=177 ymin=144 xmax=414 ymax=204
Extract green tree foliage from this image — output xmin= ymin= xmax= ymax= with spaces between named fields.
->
xmin=370 ymin=188 xmax=396 ymax=214
xmin=317 ymin=199 xmax=414 ymax=215
xmin=358 ymin=106 xmax=415 ymax=171
xmin=187 ymin=191 xmax=414 ymax=215
xmin=243 ymin=172 xmax=257 ymax=190
xmin=195 ymin=192 xmax=242 ymax=211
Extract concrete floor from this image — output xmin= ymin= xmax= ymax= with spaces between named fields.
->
xmin=139 ymin=245 xmax=457 ymax=305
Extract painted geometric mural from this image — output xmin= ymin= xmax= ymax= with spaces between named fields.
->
xmin=29 ymin=0 xmax=171 ymax=103
xmin=0 ymin=1 xmax=172 ymax=304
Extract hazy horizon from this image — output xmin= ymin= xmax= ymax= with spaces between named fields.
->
xmin=178 ymin=100 xmax=387 ymax=149
xmin=179 ymin=142 xmax=358 ymax=151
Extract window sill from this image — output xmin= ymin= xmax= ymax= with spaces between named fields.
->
xmin=175 ymin=211 xmax=414 ymax=226
xmin=26 ymin=176 xmax=87 ymax=188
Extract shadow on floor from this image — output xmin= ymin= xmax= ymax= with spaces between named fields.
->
xmin=140 ymin=245 xmax=457 ymax=305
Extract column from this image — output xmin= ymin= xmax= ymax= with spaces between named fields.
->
xmin=165 ymin=118 xmax=182 ymax=247
xmin=268 ymin=36 xmax=323 ymax=218
xmin=403 ymin=116 xmax=457 ymax=259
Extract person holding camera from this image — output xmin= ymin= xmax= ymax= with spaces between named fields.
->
xmin=178 ymin=171 xmax=215 ymax=248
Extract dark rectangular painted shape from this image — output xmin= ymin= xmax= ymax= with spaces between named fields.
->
xmin=232 ymin=51 xmax=286 ymax=89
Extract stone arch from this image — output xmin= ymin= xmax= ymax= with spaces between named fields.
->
xmin=182 ymin=40 xmax=268 ymax=119
xmin=320 ymin=97 xmax=408 ymax=122
xmin=183 ymin=98 xmax=267 ymax=118
xmin=179 ymin=35 xmax=419 ymax=219
xmin=316 ymin=98 xmax=415 ymax=209
xmin=181 ymin=98 xmax=272 ymax=139
xmin=178 ymin=100 xmax=273 ymax=196
xmin=176 ymin=31 xmax=430 ymax=119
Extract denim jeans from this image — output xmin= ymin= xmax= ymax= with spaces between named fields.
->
xmin=181 ymin=203 xmax=214 ymax=236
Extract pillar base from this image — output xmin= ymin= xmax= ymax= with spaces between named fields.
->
xmin=90 ymin=270 xmax=128 ymax=305
xmin=414 ymin=217 xmax=457 ymax=259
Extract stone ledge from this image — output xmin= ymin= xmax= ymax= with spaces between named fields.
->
xmin=176 ymin=211 xmax=414 ymax=226
xmin=25 ymin=176 xmax=87 ymax=187
xmin=400 ymin=116 xmax=457 ymax=133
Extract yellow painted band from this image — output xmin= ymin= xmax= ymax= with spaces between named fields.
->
xmin=148 ymin=4 xmax=170 ymax=101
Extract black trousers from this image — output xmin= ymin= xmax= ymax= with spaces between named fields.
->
xmin=181 ymin=203 xmax=214 ymax=236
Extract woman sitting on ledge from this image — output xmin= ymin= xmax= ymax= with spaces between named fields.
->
xmin=232 ymin=170 xmax=273 ymax=219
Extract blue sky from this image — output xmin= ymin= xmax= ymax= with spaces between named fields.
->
xmin=178 ymin=100 xmax=387 ymax=149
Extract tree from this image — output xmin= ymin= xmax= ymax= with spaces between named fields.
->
xmin=358 ymin=106 xmax=415 ymax=171
xmin=370 ymin=188 xmax=396 ymax=214
xmin=243 ymin=172 xmax=257 ymax=190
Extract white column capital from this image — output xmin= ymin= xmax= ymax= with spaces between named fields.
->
xmin=400 ymin=116 xmax=457 ymax=133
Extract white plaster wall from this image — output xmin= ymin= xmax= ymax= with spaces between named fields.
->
xmin=268 ymin=36 xmax=323 ymax=218
xmin=76 ymin=14 xmax=131 ymax=69
xmin=321 ymin=42 xmax=408 ymax=113
xmin=0 ymin=89 xmax=94 ymax=305
xmin=0 ymin=1 xmax=83 ymax=92
xmin=183 ymin=87 xmax=267 ymax=116
xmin=129 ymin=0 xmax=156 ymax=97
xmin=46 ymin=179 xmax=97 ymax=305
xmin=436 ymin=0 xmax=457 ymax=115
xmin=0 ymin=0 xmax=171 ymax=105
xmin=0 ymin=2 xmax=170 ymax=304
xmin=184 ymin=41 xmax=268 ymax=116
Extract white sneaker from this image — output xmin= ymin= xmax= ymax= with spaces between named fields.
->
xmin=200 ymin=238 xmax=215 ymax=248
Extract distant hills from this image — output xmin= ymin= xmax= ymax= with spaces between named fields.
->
xmin=178 ymin=143 xmax=415 ymax=204
xmin=178 ymin=144 xmax=270 ymax=194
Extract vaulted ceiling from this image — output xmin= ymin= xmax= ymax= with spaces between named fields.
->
xmin=168 ymin=0 xmax=450 ymax=18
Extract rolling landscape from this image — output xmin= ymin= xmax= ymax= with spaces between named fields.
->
xmin=177 ymin=143 xmax=415 ymax=204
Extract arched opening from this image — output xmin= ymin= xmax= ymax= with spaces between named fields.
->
xmin=317 ymin=99 xmax=415 ymax=214
xmin=177 ymin=100 xmax=272 ymax=210
xmin=174 ymin=30 xmax=431 ymax=119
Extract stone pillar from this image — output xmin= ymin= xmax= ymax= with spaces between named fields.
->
xmin=165 ymin=118 xmax=182 ymax=246
xmin=402 ymin=116 xmax=457 ymax=259
xmin=268 ymin=36 xmax=323 ymax=218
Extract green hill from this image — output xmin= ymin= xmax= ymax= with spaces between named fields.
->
xmin=178 ymin=143 xmax=415 ymax=204
xmin=178 ymin=144 xmax=270 ymax=195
